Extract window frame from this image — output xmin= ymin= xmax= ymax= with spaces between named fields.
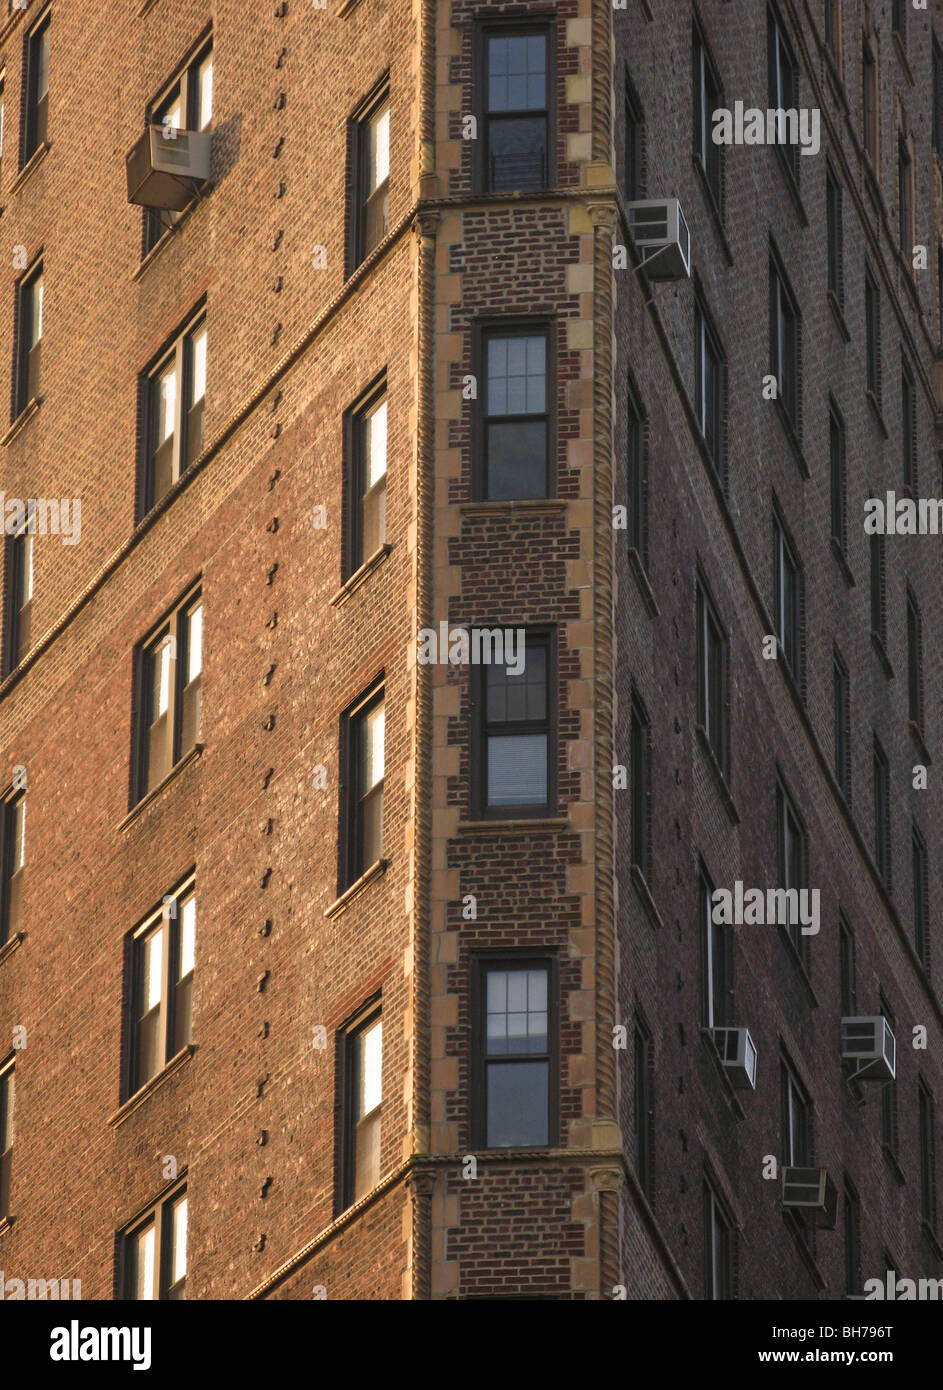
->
xmin=125 ymin=875 xmax=196 ymax=1099
xmin=470 ymin=627 xmax=556 ymax=821
xmin=919 ymin=1080 xmax=937 ymax=1232
xmin=139 ymin=306 xmax=207 ymax=518
xmin=12 ymin=256 xmax=43 ymax=420
xmin=120 ymin=1181 xmax=188 ymax=1301
xmin=693 ymin=20 xmax=723 ymax=213
xmin=825 ymin=162 xmax=844 ymax=308
xmin=776 ymin=777 xmax=808 ymax=960
xmin=473 ymin=318 xmax=555 ymax=502
xmin=336 ymin=995 xmax=383 ymax=1213
xmin=862 ymin=36 xmax=878 ymax=170
xmin=843 ymin=1178 xmax=862 ymax=1296
xmin=623 ymin=71 xmax=644 ymax=203
xmin=626 ymin=377 xmax=647 ymax=566
xmin=696 ymin=575 xmax=728 ymax=776
xmin=348 ymin=76 xmax=390 ymax=273
xmin=781 ymin=1057 xmax=812 ymax=1168
xmin=832 ymin=645 xmax=850 ymax=800
xmin=21 ymin=8 xmax=50 ymax=168
xmin=839 ymin=915 xmax=856 ymax=1017
xmin=471 ymin=951 xmax=559 ymax=1152
xmin=0 ymin=789 xmax=25 ymax=949
xmin=694 ymin=291 xmax=725 ymax=475
xmin=873 ymin=737 xmax=891 ymax=888
xmin=912 ymin=823 xmax=929 ymax=971
xmin=142 ymin=35 xmax=214 ymax=256
xmin=700 ymin=860 xmax=730 ymax=1032
xmin=629 ymin=686 xmax=651 ymax=880
xmin=3 ymin=513 xmax=34 ymax=675
xmin=880 ymin=991 xmax=898 ymax=1154
xmin=475 ymin=20 xmax=555 ymax=196
xmin=768 ymin=3 xmax=800 ymax=181
xmin=864 ymin=266 xmax=881 ymax=403
xmin=132 ymin=583 xmax=203 ymax=806
xmin=906 ymin=586 xmax=923 ymax=729
xmin=339 ymin=677 xmax=386 ymax=893
xmin=769 ymin=249 xmax=800 ymax=431
xmin=343 ymin=372 xmax=388 ymax=581
xmin=829 ymin=396 xmax=846 ymax=552
xmin=704 ymin=1180 xmax=733 ymax=1299
xmin=0 ymin=1055 xmax=13 ymax=1220
xmin=897 ymin=130 xmax=914 ymax=259
xmin=901 ymin=357 xmax=917 ymax=493
xmin=773 ymin=513 xmax=802 ymax=682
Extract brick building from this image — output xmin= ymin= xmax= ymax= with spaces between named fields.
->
xmin=0 ymin=0 xmax=940 ymax=1303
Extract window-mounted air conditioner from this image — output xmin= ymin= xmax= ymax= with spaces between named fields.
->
xmin=126 ymin=126 xmax=211 ymax=211
xmin=840 ymin=1016 xmax=896 ymax=1082
xmin=782 ymin=1167 xmax=837 ymax=1228
xmin=712 ymin=1026 xmax=757 ymax=1090
xmin=626 ymin=198 xmax=691 ymax=280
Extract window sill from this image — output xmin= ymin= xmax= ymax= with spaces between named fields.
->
xmin=690 ymin=155 xmax=733 ymax=267
xmin=881 ymin=1143 xmax=906 ymax=1186
xmin=458 ymin=499 xmax=567 ymax=518
xmin=10 ymin=141 xmax=51 ymax=196
xmin=456 ymin=816 xmax=568 ymax=835
xmin=137 ymin=0 xmax=162 ymax=15
xmin=631 ymin=862 xmax=664 ymax=929
xmin=772 ymin=397 xmax=809 ymax=477
xmin=338 ymin=0 xmax=367 ymax=14
xmin=324 ymin=857 xmax=389 ymax=919
xmin=119 ymin=743 xmax=204 ymax=831
xmin=777 ymin=924 xmax=818 ymax=1007
xmin=695 ymin=724 xmax=738 ymax=825
xmin=0 ymin=1216 xmax=13 ymax=1239
xmin=131 ymin=192 xmax=209 ymax=281
xmin=0 ymin=931 xmax=25 ymax=968
xmin=829 ymin=536 xmax=855 ymax=588
xmin=826 ymin=289 xmax=851 ymax=343
xmin=699 ymin=1028 xmax=746 ymax=1120
xmin=771 ymin=146 xmax=808 ymax=227
xmin=627 ymin=546 xmax=659 ymax=618
xmin=908 ymin=721 xmax=932 ymax=768
xmin=870 ymin=630 xmax=894 ymax=680
xmin=330 ymin=544 xmax=392 ymax=607
xmin=865 ymin=389 xmax=888 ymax=439
xmin=107 ymin=1045 xmax=196 ymax=1128
xmin=2 ymin=397 xmax=42 ymax=447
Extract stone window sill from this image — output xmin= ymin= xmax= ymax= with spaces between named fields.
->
xmin=2 ymin=397 xmax=42 ymax=447
xmin=9 ymin=141 xmax=50 ymax=197
xmin=330 ymin=544 xmax=391 ymax=607
xmin=0 ymin=932 xmax=25 ymax=969
xmin=324 ymin=858 xmax=389 ymax=918
xmin=458 ymin=499 xmax=567 ymax=518
xmin=456 ymin=816 xmax=568 ymax=835
xmin=119 ymin=743 xmax=204 ymax=831
xmin=107 ymin=1045 xmax=196 ymax=1128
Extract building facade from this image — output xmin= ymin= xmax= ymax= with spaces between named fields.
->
xmin=0 ymin=0 xmax=940 ymax=1301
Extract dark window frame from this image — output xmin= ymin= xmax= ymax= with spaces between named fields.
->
xmin=768 ymin=3 xmax=800 ymax=181
xmin=696 ymin=575 xmax=728 ymax=777
xmin=470 ymin=627 xmax=556 ymax=821
xmin=825 ymin=162 xmax=844 ymax=308
xmin=769 ymin=247 xmax=800 ymax=432
xmin=125 ymin=874 xmax=196 ymax=1100
xmin=781 ymin=1055 xmax=812 ymax=1168
xmin=693 ymin=18 xmax=724 ymax=213
xmin=120 ymin=1181 xmax=188 ymax=1300
xmin=898 ymin=130 xmax=913 ymax=258
xmin=934 ymin=38 xmax=943 ymax=157
xmin=335 ymin=994 xmax=383 ymax=1213
xmin=623 ymin=69 xmax=644 ymax=203
xmin=839 ymin=915 xmax=856 ymax=1017
xmin=906 ymin=586 xmax=923 ymax=729
xmin=474 ymin=19 xmax=555 ymax=195
xmin=901 ymin=356 xmax=917 ymax=493
xmin=704 ymin=1179 xmax=733 ymax=1299
xmin=343 ymin=371 xmax=388 ymax=581
xmin=832 ymin=645 xmax=850 ymax=800
xmin=138 ymin=303 xmax=207 ymax=519
xmin=773 ymin=511 xmax=802 ymax=683
xmin=348 ymin=75 xmax=391 ymax=273
xmin=880 ymin=991 xmax=898 ymax=1154
xmin=470 ymin=950 xmax=559 ymax=1152
xmin=0 ymin=1055 xmax=13 ymax=1220
xmin=865 ymin=265 xmax=881 ymax=403
xmin=12 ymin=255 xmax=43 ymax=420
xmin=873 ymin=736 xmax=891 ymax=888
xmin=700 ymin=860 xmax=731 ymax=1032
xmin=132 ymin=583 xmax=203 ymax=806
xmin=844 ymin=1178 xmax=862 ymax=1295
xmin=629 ymin=686 xmax=651 ymax=880
xmin=776 ymin=776 xmax=808 ymax=961
xmin=626 ymin=376 xmax=647 ymax=567
xmin=694 ymin=289 xmax=725 ymax=476
xmin=912 ymin=823 xmax=929 ymax=971
xmin=919 ymin=1080 xmax=937 ymax=1232
xmin=0 ymin=789 xmax=25 ymax=950
xmin=21 ymin=7 xmax=50 ymax=168
xmin=3 ymin=514 xmax=34 ymax=675
xmin=862 ymin=36 xmax=878 ymax=169
xmin=829 ymin=396 xmax=846 ymax=552
xmin=633 ymin=1010 xmax=654 ymax=1200
xmin=141 ymin=34 xmax=214 ymax=256
xmin=472 ymin=318 xmax=555 ymax=502
xmin=338 ymin=676 xmax=386 ymax=894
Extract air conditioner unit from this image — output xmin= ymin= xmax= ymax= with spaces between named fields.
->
xmin=626 ymin=198 xmax=691 ymax=280
xmin=126 ymin=126 xmax=211 ymax=210
xmin=782 ymin=1167 xmax=837 ymax=1228
xmin=841 ymin=1016 xmax=896 ymax=1082
xmin=712 ymin=1026 xmax=757 ymax=1090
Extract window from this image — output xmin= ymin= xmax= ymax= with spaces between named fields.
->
xmin=696 ymin=580 xmax=727 ymax=774
xmin=898 ymin=132 xmax=913 ymax=257
xmin=880 ymin=992 xmax=897 ymax=1153
xmin=630 ymin=690 xmax=650 ymax=878
xmin=693 ymin=24 xmax=722 ymax=209
xmin=844 ymin=1179 xmax=862 ymax=1296
xmin=134 ymin=587 xmax=202 ymax=801
xmin=0 ymin=792 xmax=25 ymax=948
xmin=873 ymin=738 xmax=891 ymax=887
xmin=839 ymin=916 xmax=856 ymax=1016
xmin=891 ymin=0 xmax=905 ymax=42
xmin=781 ymin=1060 xmax=811 ymax=1167
xmin=626 ymin=381 xmax=646 ymax=564
xmin=0 ymin=79 xmax=6 ymax=186
xmin=768 ymin=5 xmax=799 ymax=179
xmin=773 ymin=515 xmax=801 ymax=680
xmin=769 ymin=253 xmax=799 ymax=429
xmin=832 ymin=648 xmax=850 ymax=799
xmin=473 ymin=631 xmax=553 ymax=818
xmin=338 ymin=1002 xmax=382 ymax=1208
xmin=141 ymin=310 xmax=207 ymax=514
xmin=0 ymin=1059 xmax=12 ymax=1220
xmin=913 ymin=825 xmax=929 ymax=969
xmin=864 ymin=268 xmax=880 ymax=402
xmin=13 ymin=259 xmax=43 ymax=418
xmin=143 ymin=39 xmax=213 ymax=254
xmin=938 ymin=243 xmax=943 ymax=343
xmin=935 ymin=38 xmax=943 ymax=156
xmin=862 ymin=38 xmax=878 ymax=167
xmin=633 ymin=1014 xmax=653 ymax=1199
xmin=829 ymin=400 xmax=846 ymax=551
xmin=624 ymin=79 xmax=643 ymax=202
xmin=4 ymin=518 xmax=33 ymax=673
xmin=776 ymin=779 xmax=807 ymax=956
xmin=695 ymin=294 xmax=724 ymax=472
xmin=350 ymin=83 xmax=390 ymax=269
xmin=919 ymin=1082 xmax=937 ymax=1231
xmin=128 ymin=880 xmax=196 ymax=1095
xmin=480 ymin=26 xmax=550 ymax=193
xmin=906 ymin=588 xmax=923 ymax=728
xmin=123 ymin=1185 xmax=188 ymax=1300
xmin=340 ymin=681 xmax=385 ymax=891
xmin=826 ymin=165 xmax=843 ymax=306
xmin=22 ymin=10 xmax=49 ymax=165
xmin=701 ymin=862 xmax=729 ymax=1031
xmin=704 ymin=1183 xmax=732 ymax=1299
xmin=344 ymin=376 xmax=387 ymax=577
xmin=901 ymin=359 xmax=917 ymax=491
xmin=869 ymin=524 xmax=886 ymax=645
xmin=479 ymin=325 xmax=550 ymax=500
xmin=823 ymin=0 xmax=840 ymax=58
xmin=474 ymin=956 xmax=555 ymax=1149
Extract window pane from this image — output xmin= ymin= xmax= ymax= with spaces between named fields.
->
xmin=179 ymin=895 xmax=196 ymax=978
xmin=0 ymin=1071 xmax=13 ymax=1150
xmin=12 ymin=800 xmax=25 ymax=872
xmin=143 ymin=928 xmax=164 ymax=1011
xmin=187 ymin=604 xmax=202 ymax=683
xmin=196 ymin=52 xmax=213 ymax=130
xmin=134 ymin=1222 xmax=156 ymax=1300
xmin=488 ymin=117 xmax=546 ymax=190
xmin=487 ymin=1060 xmax=548 ymax=1146
xmin=487 ymin=335 xmax=545 ymax=415
xmin=488 ymin=35 xmax=546 ymax=111
xmin=368 ymin=101 xmax=390 ymax=192
xmin=36 ymin=28 xmax=50 ymax=101
xmin=157 ymin=362 xmax=177 ymax=445
xmin=362 ymin=702 xmax=385 ymax=793
xmin=358 ymin=1018 xmax=382 ymax=1116
xmin=190 ymin=324 xmax=207 ymax=406
xmin=486 ymin=421 xmax=547 ymax=499
xmin=364 ymin=398 xmax=387 ymax=487
xmin=31 ymin=276 xmax=43 ymax=346
xmin=486 ymin=967 xmax=548 ymax=1055
xmin=21 ymin=534 xmax=34 ymax=604
xmin=171 ymin=1196 xmax=188 ymax=1286
xmin=487 ymin=733 xmax=547 ymax=805
xmin=153 ymin=637 xmax=172 ymax=717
